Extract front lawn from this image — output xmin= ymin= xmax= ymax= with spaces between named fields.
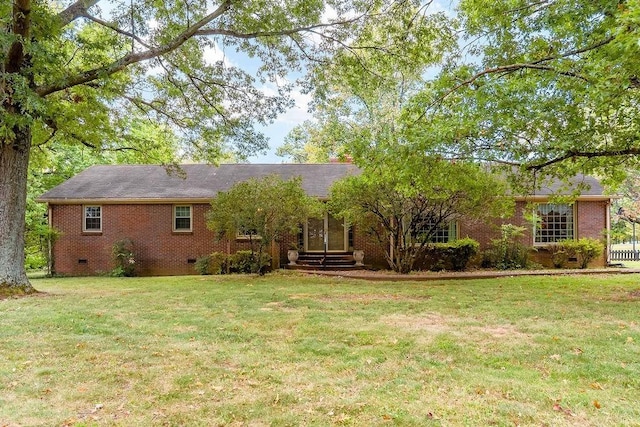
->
xmin=1 ymin=272 xmax=639 ymax=426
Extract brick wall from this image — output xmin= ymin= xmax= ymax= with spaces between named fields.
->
xmin=51 ymin=203 xmax=256 ymax=276
xmin=50 ymin=199 xmax=609 ymax=275
xmin=459 ymin=200 xmax=608 ymax=267
xmin=352 ymin=225 xmax=388 ymax=269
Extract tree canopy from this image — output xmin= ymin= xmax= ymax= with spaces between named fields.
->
xmin=281 ymin=1 xmax=640 ymax=192
xmin=329 ymin=156 xmax=512 ymax=273
xmin=278 ymin=1 xmax=455 ymax=163
xmin=404 ymin=0 xmax=640 ymax=185
xmin=206 ymin=175 xmax=322 ymax=273
xmin=1 ymin=0 xmax=432 ymax=292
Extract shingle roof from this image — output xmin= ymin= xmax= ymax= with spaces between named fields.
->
xmin=37 ymin=163 xmax=608 ymax=203
xmin=37 ymin=163 xmax=361 ymax=202
xmin=532 ymin=174 xmax=605 ymax=197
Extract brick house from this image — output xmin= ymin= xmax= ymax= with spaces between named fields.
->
xmin=37 ymin=164 xmax=613 ymax=276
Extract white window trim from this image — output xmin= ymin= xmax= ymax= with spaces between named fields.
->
xmin=412 ymin=218 xmax=458 ymax=245
xmin=236 ymin=230 xmax=262 ymax=241
xmin=173 ymin=205 xmax=192 ymax=232
xmin=532 ymin=203 xmax=576 ymax=246
xmin=83 ymin=205 xmax=102 ymax=233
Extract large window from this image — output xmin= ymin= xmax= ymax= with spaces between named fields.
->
xmin=412 ymin=215 xmax=457 ymax=243
xmin=83 ymin=205 xmax=102 ymax=232
xmin=173 ymin=205 xmax=192 ymax=232
xmin=534 ymin=203 xmax=574 ymax=244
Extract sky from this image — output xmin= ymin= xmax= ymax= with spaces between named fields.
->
xmin=197 ymin=41 xmax=313 ymax=164
xmin=234 ymin=0 xmax=458 ymax=164
xmin=104 ymin=0 xmax=456 ymax=164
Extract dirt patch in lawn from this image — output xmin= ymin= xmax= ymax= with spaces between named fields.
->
xmin=289 ymin=293 xmax=431 ymax=303
xmin=381 ymin=313 xmax=531 ymax=341
xmin=608 ymin=288 xmax=640 ymax=302
xmin=0 ymin=289 xmax=46 ymax=301
xmin=628 ymin=289 xmax=640 ymax=298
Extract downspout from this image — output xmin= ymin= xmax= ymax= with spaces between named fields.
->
xmin=606 ymin=198 xmax=612 ymax=265
xmin=47 ymin=203 xmax=52 ymax=276
xmin=389 ymin=217 xmax=395 ymax=266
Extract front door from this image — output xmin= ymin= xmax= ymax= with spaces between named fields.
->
xmin=305 ymin=213 xmax=347 ymax=252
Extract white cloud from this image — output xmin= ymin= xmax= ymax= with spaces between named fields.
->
xmin=202 ymin=42 xmax=236 ymax=67
xmin=430 ymin=0 xmax=457 ymax=17
xmin=278 ymin=89 xmax=312 ymax=125
xmin=259 ymin=80 xmax=312 ymax=125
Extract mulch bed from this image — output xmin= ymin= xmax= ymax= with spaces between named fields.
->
xmin=297 ymin=267 xmax=640 ymax=281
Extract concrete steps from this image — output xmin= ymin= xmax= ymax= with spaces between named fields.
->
xmin=285 ymin=252 xmax=367 ymax=271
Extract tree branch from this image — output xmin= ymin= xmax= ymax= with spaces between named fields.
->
xmin=5 ymin=0 xmax=31 ymax=74
xmin=506 ymin=0 xmax=551 ymax=15
xmin=57 ymin=0 xmax=101 ymax=27
xmin=42 ymin=117 xmax=96 ymax=149
xmin=195 ymin=15 xmax=364 ymax=39
xmin=527 ymin=147 xmax=640 ymax=171
xmin=428 ymin=35 xmax=616 ymax=110
xmin=82 ymin=13 xmax=153 ymax=50
xmin=37 ymin=0 xmax=233 ymax=97
xmin=123 ymin=95 xmax=189 ymax=128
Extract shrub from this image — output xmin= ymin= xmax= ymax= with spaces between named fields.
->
xmin=194 ymin=255 xmax=212 ymax=275
xmin=427 ymin=238 xmax=480 ymax=271
xmin=547 ymin=244 xmax=569 ymax=268
xmin=25 ymin=253 xmax=47 ymax=270
xmin=209 ymin=252 xmax=229 ymax=274
xmin=553 ymin=238 xmax=604 ymax=269
xmin=229 ymin=251 xmax=252 ymax=273
xmin=194 ymin=252 xmax=232 ymax=275
xmin=483 ymin=224 xmax=531 ymax=270
xmin=230 ymin=250 xmax=271 ymax=274
xmin=196 ymin=251 xmax=271 ymax=275
xmin=111 ymin=239 xmax=136 ymax=277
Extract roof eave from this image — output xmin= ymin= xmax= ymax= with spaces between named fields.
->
xmin=36 ymin=195 xmax=330 ymax=204
xmin=513 ymin=195 xmax=619 ymax=202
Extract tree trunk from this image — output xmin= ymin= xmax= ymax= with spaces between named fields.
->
xmin=1 ymin=0 xmax=35 ymax=294
xmin=0 ymin=130 xmax=35 ymax=294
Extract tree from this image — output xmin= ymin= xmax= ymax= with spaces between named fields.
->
xmin=329 ymin=156 xmax=512 ymax=273
xmin=404 ymin=0 xmax=640 ymax=187
xmin=25 ymin=119 xmax=179 ymax=273
xmin=1 ymin=0 xmax=429 ymax=293
xmin=277 ymin=1 xmax=455 ymax=163
xmin=206 ymin=175 xmax=322 ymax=274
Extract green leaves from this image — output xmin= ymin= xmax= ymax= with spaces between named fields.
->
xmin=4 ymin=0 xmax=429 ymax=161
xmin=206 ymin=174 xmax=322 ymax=252
xmin=412 ymin=0 xmax=640 ymax=184
xmin=329 ymin=159 xmax=511 ymax=273
xmin=282 ymin=1 xmax=455 ymax=163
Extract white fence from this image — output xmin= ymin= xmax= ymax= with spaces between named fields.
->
xmin=610 ymin=249 xmax=640 ymax=261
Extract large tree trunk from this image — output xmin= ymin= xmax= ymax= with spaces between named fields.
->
xmin=0 ymin=131 xmax=34 ymax=294
xmin=1 ymin=0 xmax=36 ymax=295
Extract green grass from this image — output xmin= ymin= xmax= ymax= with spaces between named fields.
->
xmin=2 ymin=272 xmax=640 ymax=426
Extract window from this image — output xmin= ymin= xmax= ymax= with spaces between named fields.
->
xmin=173 ymin=205 xmax=192 ymax=232
xmin=412 ymin=214 xmax=457 ymax=243
xmin=236 ymin=226 xmax=261 ymax=240
xmin=534 ymin=203 xmax=574 ymax=244
xmin=83 ymin=205 xmax=102 ymax=232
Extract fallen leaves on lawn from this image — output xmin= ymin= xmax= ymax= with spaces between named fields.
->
xmin=553 ymin=401 xmax=575 ymax=417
